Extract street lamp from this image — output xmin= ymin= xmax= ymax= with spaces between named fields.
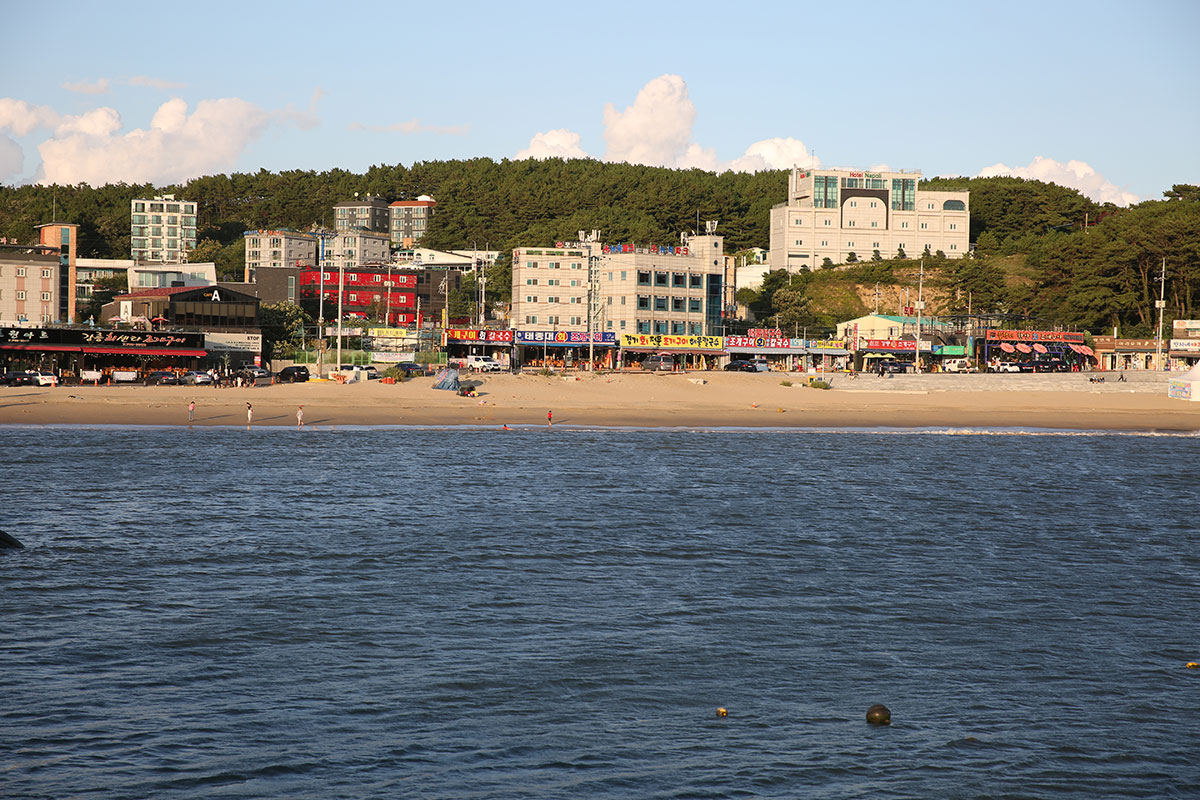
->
xmin=1155 ymin=256 xmax=1167 ymax=371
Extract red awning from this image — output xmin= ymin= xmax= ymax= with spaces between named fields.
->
xmin=1032 ymin=343 xmax=1048 ymax=353
xmin=1067 ymin=343 xmax=1081 ymax=353
xmin=1015 ymin=343 xmax=1033 ymax=353
xmin=80 ymin=346 xmax=207 ymax=357
xmin=0 ymin=343 xmax=82 ymax=352
xmin=999 ymin=343 xmax=1015 ymax=353
xmin=1079 ymin=345 xmax=1094 ymax=356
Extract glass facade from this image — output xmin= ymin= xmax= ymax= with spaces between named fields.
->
xmin=891 ymin=179 xmax=916 ymax=211
xmin=814 ymin=175 xmax=838 ymax=208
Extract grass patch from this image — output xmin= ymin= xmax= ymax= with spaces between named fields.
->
xmin=779 ymin=380 xmax=793 ymax=387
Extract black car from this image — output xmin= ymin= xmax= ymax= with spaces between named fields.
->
xmin=876 ymin=360 xmax=915 ymax=374
xmin=276 ymin=365 xmax=310 ymax=383
xmin=144 ymin=370 xmax=180 ymax=385
xmin=0 ymin=371 xmax=36 ymax=387
xmin=724 ymin=360 xmax=759 ymax=372
xmin=395 ymin=362 xmax=425 ymax=377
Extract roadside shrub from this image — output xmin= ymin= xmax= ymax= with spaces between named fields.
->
xmin=779 ymin=380 xmax=793 ymax=387
xmin=808 ymin=379 xmax=832 ymax=390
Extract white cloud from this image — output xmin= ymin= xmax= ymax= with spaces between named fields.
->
xmin=515 ymin=129 xmax=588 ymax=160
xmin=277 ymin=87 xmax=324 ymax=131
xmin=62 ymin=78 xmax=111 ymax=95
xmin=0 ymin=99 xmax=61 ymax=137
xmin=0 ymin=134 xmax=23 ymax=181
xmin=602 ymin=74 xmax=696 ymax=167
xmin=129 ymin=75 xmax=186 ymax=90
xmin=515 ymin=75 xmax=818 ymax=173
xmin=37 ymin=97 xmax=270 ymax=185
xmin=978 ymin=156 xmax=1139 ymax=206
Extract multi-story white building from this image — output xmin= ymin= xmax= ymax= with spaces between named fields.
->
xmin=131 ymin=195 xmax=197 ymax=263
xmin=768 ymin=167 xmax=969 ymax=272
xmin=326 ymin=231 xmax=390 ymax=271
xmin=389 ymin=196 xmax=436 ymax=247
xmin=334 ymin=195 xmax=389 ymax=234
xmin=512 ymin=232 xmax=726 ymax=336
xmin=0 ymin=244 xmax=59 ymax=324
xmin=242 ymin=230 xmax=320 ymax=282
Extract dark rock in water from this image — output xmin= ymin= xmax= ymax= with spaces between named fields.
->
xmin=866 ymin=704 xmax=891 ymax=725
xmin=0 ymin=530 xmax=25 ymax=549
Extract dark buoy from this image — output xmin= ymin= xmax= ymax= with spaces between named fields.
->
xmin=866 ymin=704 xmax=891 ymax=726
xmin=0 ymin=530 xmax=25 ymax=550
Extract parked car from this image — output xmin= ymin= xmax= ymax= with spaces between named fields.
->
xmin=943 ymin=358 xmax=976 ymax=373
xmin=276 ymin=365 xmax=310 ymax=383
xmin=144 ymin=370 xmax=179 ymax=386
xmin=463 ymin=355 xmax=502 ymax=372
xmin=0 ymin=371 xmax=37 ymax=387
xmin=181 ymin=370 xmax=213 ymax=385
xmin=1032 ymin=359 xmax=1068 ymax=372
xmin=641 ymin=354 xmax=676 ymax=371
xmin=988 ymin=362 xmax=1021 ymax=373
xmin=395 ymin=362 xmax=425 ymax=377
xmin=875 ymin=360 xmax=915 ymax=375
xmin=724 ymin=360 xmax=759 ymax=372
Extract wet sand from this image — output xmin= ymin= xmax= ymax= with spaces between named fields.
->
xmin=1 ymin=371 xmax=1196 ymax=432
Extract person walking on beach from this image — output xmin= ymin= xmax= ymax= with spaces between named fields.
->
xmin=547 ymin=409 xmax=552 ymax=428
xmin=297 ymin=404 xmax=304 ymax=429
xmin=188 ymin=400 xmax=195 ymax=422
xmin=246 ymin=402 xmax=253 ymax=428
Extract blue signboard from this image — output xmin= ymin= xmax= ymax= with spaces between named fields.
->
xmin=515 ymin=330 xmax=617 ymax=347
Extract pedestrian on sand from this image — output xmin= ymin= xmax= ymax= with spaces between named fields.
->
xmin=246 ymin=402 xmax=253 ymax=427
xmin=547 ymin=409 xmax=552 ymax=428
xmin=297 ymin=404 xmax=304 ymax=429
xmin=188 ymin=400 xmax=195 ymax=421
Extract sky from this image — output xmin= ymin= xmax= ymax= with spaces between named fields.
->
xmin=1 ymin=0 xmax=1197 ymax=205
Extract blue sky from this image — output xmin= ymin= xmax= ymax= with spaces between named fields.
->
xmin=1 ymin=0 xmax=1196 ymax=204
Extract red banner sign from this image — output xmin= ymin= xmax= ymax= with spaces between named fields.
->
xmin=866 ymin=339 xmax=916 ymax=351
xmin=726 ymin=335 xmax=792 ymax=349
xmin=986 ymin=330 xmax=1085 ymax=343
xmin=445 ymin=328 xmax=513 ymax=343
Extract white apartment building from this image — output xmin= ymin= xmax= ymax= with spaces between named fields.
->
xmin=326 ymin=231 xmax=390 ymax=271
xmin=131 ymin=195 xmax=198 ymax=263
xmin=768 ymin=167 xmax=969 ymax=272
xmin=512 ymin=233 xmax=726 ymax=336
xmin=0 ymin=245 xmax=59 ymax=324
xmin=243 ymin=230 xmax=319 ymax=281
xmin=389 ymin=196 xmax=436 ymax=247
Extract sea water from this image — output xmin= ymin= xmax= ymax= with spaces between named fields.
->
xmin=1 ymin=427 xmax=1197 ymax=798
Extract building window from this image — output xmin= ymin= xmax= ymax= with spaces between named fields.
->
xmin=620 ymin=320 xmax=627 ymax=329
xmin=526 ymin=296 xmax=538 ymax=303
xmin=671 ymin=297 xmax=685 ymax=312
xmin=548 ymin=315 xmax=559 ymax=324
xmin=689 ymin=298 xmax=701 ymax=313
xmin=16 ymin=290 xmax=26 ymax=300
xmin=671 ymin=321 xmax=686 ymax=334
xmin=891 ymin=178 xmax=916 ymax=211
xmin=689 ymin=274 xmax=702 ymax=288
xmin=654 ymin=271 xmax=668 ymax=286
xmin=526 ymin=278 xmax=538 ymax=285
xmin=526 ymin=261 xmax=538 ymax=269
xmin=901 ymin=222 xmax=909 ymax=229
xmin=871 ymin=221 xmax=878 ymax=227
xmin=570 ymin=296 xmax=581 ymax=304
xmin=920 ymin=222 xmax=928 ymax=229
xmin=848 ymin=220 xmax=856 ymax=227
xmin=824 ymin=219 xmax=832 ymax=226
xmin=654 ymin=297 xmax=667 ymax=311
xmin=41 ymin=268 xmax=52 ymax=278
xmin=620 ymin=271 xmax=627 ymax=280
xmin=950 ymin=244 xmax=957 ymax=250
xmin=637 ymin=270 xmax=651 ymax=285
xmin=526 ymin=315 xmax=538 ymax=324
xmin=569 ymin=316 xmax=581 ymax=325
xmin=821 ymin=240 xmax=828 ymax=247
xmin=672 ymin=273 xmax=686 ymax=287
xmin=638 ymin=295 xmax=650 ymax=309
xmin=547 ymin=279 xmax=559 ymax=286
xmin=944 ymin=199 xmax=966 ymax=211
xmin=637 ymin=320 xmax=651 ymax=333
xmin=654 ymin=321 xmax=668 ymax=334
xmin=949 ymin=223 xmax=957 ymax=230
xmin=287 ymin=276 xmax=296 ymax=301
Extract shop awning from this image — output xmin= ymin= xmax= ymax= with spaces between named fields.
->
xmin=999 ymin=343 xmax=1015 ymax=353
xmin=0 ymin=343 xmax=82 ymax=352
xmin=1015 ymin=343 xmax=1033 ymax=353
xmin=1033 ymin=343 xmax=1047 ymax=353
xmin=80 ymin=346 xmax=208 ymax=357
xmin=807 ymin=347 xmax=851 ymax=355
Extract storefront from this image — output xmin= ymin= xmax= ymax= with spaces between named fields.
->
xmin=982 ymin=329 xmax=1089 ymax=370
xmin=1169 ymin=337 xmax=1200 ymax=369
xmin=514 ymin=331 xmax=617 ymax=370
xmin=618 ymin=333 xmax=725 ymax=370
xmin=803 ymin=338 xmax=852 ymax=372
xmin=859 ymin=338 xmax=920 ymax=370
xmin=1091 ymin=337 xmax=1167 ymax=372
xmin=0 ymin=326 xmax=206 ymax=380
xmin=724 ymin=330 xmax=806 ymax=370
xmin=444 ymin=328 xmax=514 ymax=367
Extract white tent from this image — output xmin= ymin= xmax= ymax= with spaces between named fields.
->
xmin=1167 ymin=362 xmax=1200 ymax=401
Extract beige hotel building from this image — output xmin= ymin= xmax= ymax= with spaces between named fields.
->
xmin=511 ymin=233 xmax=727 ymax=336
xmin=769 ymin=167 xmax=969 ymax=272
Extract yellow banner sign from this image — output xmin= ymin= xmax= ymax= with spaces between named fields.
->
xmin=620 ymin=333 xmax=724 ymax=350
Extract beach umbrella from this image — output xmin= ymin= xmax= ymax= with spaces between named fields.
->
xmin=1015 ymin=343 xmax=1033 ymax=353
xmin=1000 ymin=343 xmax=1015 ymax=353
xmin=1032 ymin=343 xmax=1048 ymax=353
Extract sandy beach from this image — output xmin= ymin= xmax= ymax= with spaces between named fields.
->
xmin=1 ymin=370 xmax=1196 ymax=431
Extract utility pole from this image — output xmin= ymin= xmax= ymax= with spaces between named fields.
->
xmin=1155 ymin=256 xmax=1167 ymax=371
xmin=914 ymin=259 xmax=926 ymax=372
xmin=336 ymin=261 xmax=344 ymax=376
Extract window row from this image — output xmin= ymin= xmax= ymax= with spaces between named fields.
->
xmin=636 ymin=271 xmax=705 ymax=288
xmin=636 ymin=296 xmax=703 ymax=312
xmin=635 ymin=320 xmax=705 ymax=335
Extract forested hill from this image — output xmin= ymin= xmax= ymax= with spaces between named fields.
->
xmin=0 ymin=159 xmax=1196 ymax=334
xmin=0 ymin=158 xmax=1121 ymax=261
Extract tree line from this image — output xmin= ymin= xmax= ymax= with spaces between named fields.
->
xmin=1 ymin=160 xmax=1195 ymax=335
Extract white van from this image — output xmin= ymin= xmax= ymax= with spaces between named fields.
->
xmin=464 ymin=355 xmax=502 ymax=372
xmin=943 ymin=358 xmax=976 ymax=373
